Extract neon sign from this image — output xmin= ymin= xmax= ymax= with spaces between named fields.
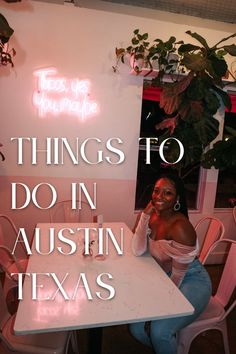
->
xmin=33 ymin=68 xmax=98 ymax=120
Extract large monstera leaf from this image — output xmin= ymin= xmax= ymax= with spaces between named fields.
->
xmin=202 ymin=136 xmax=236 ymax=169
xmin=158 ymin=120 xmax=203 ymax=169
xmin=115 ymin=29 xmax=236 ymax=170
xmin=0 ymin=13 xmax=14 ymax=44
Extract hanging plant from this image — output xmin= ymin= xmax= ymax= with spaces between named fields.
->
xmin=0 ymin=143 xmax=5 ymax=161
xmin=0 ymin=13 xmax=15 ymax=67
xmin=113 ymin=30 xmax=236 ymax=169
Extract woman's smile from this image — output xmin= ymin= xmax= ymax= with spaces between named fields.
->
xmin=152 ymin=178 xmax=178 ymax=213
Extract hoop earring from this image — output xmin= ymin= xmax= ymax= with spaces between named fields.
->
xmin=174 ymin=200 xmax=181 ymax=211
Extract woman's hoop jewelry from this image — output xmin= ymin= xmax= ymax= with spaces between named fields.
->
xmin=174 ymin=200 xmax=181 ymax=211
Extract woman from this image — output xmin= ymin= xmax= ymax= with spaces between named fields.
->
xmin=130 ymin=174 xmax=212 ymax=354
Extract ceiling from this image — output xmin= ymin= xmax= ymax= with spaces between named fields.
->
xmin=31 ymin=0 xmax=236 ymax=25
xmin=86 ymin=0 xmax=236 ymax=24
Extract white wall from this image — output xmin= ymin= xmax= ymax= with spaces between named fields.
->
xmin=0 ymin=0 xmax=236 ymax=260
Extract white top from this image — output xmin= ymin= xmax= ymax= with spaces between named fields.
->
xmin=132 ymin=213 xmax=199 ymax=286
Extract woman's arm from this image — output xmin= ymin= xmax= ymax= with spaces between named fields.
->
xmin=132 ymin=201 xmax=155 ymax=256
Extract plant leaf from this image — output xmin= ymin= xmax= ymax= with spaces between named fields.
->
xmin=214 ymin=33 xmax=236 ymax=48
xmin=213 ymin=86 xmax=232 ymax=111
xmin=0 ymin=13 xmax=14 ymax=41
xmin=204 ymin=90 xmax=221 ymax=114
xmin=201 ymin=136 xmax=236 ymax=169
xmin=186 ymin=30 xmax=209 ymax=49
xmin=181 ymin=53 xmax=207 ymax=72
xmin=223 ymin=44 xmax=236 ymax=56
xmin=208 ymin=55 xmax=228 ymax=77
xmin=178 ymin=44 xmax=200 ymax=54
xmin=132 ymin=38 xmax=139 ymax=45
xmin=142 ymin=33 xmax=148 ymax=40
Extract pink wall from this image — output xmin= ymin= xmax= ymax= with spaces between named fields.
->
xmin=1 ymin=1 xmax=235 ymax=262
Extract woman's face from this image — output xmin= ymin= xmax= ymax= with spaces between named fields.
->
xmin=152 ymin=178 xmax=178 ymax=212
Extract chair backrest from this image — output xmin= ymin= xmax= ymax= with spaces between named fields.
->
xmin=214 ymin=240 xmax=236 ymax=309
xmin=0 ymin=280 xmax=11 ymax=331
xmin=233 ymin=206 xmax=236 ymax=224
xmin=194 ymin=216 xmax=225 ymax=263
xmin=0 ymin=214 xmax=27 ymax=258
xmin=0 ymin=245 xmax=24 ymax=277
xmin=49 ymin=200 xmax=94 ymax=223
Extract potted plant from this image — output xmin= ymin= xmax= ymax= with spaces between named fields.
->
xmin=113 ymin=29 xmax=178 ymax=75
xmin=0 ymin=13 xmax=15 ymax=162
xmin=0 ymin=13 xmax=15 ymax=67
xmin=113 ymin=30 xmax=236 ymax=170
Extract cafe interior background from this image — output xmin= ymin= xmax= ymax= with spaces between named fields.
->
xmin=0 ymin=0 xmax=236 ymax=265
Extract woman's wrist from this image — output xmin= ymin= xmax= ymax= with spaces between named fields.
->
xmin=143 ymin=202 xmax=154 ymax=216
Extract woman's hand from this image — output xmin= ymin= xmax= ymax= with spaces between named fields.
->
xmin=143 ymin=200 xmax=155 ymax=216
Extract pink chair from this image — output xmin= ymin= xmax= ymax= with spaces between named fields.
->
xmin=177 ymin=239 xmax=236 ymax=354
xmin=0 ymin=214 xmax=28 ymax=296
xmin=0 ymin=214 xmax=29 ymax=259
xmin=233 ymin=206 xmax=236 ymax=224
xmin=49 ymin=200 xmax=94 ymax=223
xmin=194 ymin=216 xmax=225 ymax=264
xmin=0 ymin=280 xmax=75 ymax=354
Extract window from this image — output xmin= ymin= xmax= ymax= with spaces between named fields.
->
xmin=215 ymin=99 xmax=236 ymax=208
xmin=135 ymin=84 xmax=201 ymax=210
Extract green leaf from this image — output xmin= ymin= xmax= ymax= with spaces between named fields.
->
xmin=178 ymin=44 xmax=200 ymax=54
xmin=203 ymin=90 xmax=221 ymax=114
xmin=0 ymin=13 xmax=14 ymax=40
xmin=142 ymin=33 xmax=148 ymax=40
xmin=193 ymin=112 xmax=219 ymax=146
xmin=223 ymin=44 xmax=236 ymax=56
xmin=143 ymin=41 xmax=150 ymax=47
xmin=169 ymin=36 xmax=176 ymax=44
xmin=214 ymin=33 xmax=236 ymax=48
xmin=181 ymin=53 xmax=207 ymax=72
xmin=216 ymin=49 xmax=227 ymax=59
xmin=225 ymin=125 xmax=236 ymax=136
xmin=213 ymin=86 xmax=232 ymax=111
xmin=186 ymin=31 xmax=210 ymax=49
xmin=154 ymin=38 xmax=163 ymax=44
xmin=132 ymin=38 xmax=139 ymax=45
xmin=208 ymin=55 xmax=228 ymax=78
xmin=186 ymin=78 xmax=205 ymax=100
xmin=201 ymin=136 xmax=236 ymax=169
xmin=165 ymin=36 xmax=176 ymax=50
xmin=159 ymin=89 xmax=181 ymax=114
xmin=133 ymin=29 xmax=139 ymax=35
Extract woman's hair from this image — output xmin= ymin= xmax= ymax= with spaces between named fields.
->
xmin=156 ymin=173 xmax=189 ymax=218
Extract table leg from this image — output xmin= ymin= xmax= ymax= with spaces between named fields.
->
xmin=88 ymin=327 xmax=103 ymax=354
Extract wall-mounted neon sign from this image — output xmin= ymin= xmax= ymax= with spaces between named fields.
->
xmin=33 ymin=68 xmax=98 ymax=120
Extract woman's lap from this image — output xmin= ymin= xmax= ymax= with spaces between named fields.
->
xmin=129 ymin=259 xmax=212 ymax=353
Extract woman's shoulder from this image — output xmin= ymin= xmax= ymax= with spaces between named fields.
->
xmin=170 ymin=214 xmax=196 ymax=246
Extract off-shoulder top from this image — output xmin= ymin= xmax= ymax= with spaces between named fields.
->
xmin=132 ymin=212 xmax=199 ymax=287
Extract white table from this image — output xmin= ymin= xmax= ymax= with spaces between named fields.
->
xmin=14 ymin=223 xmax=194 ymax=348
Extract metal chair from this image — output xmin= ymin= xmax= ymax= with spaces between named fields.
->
xmin=49 ymin=200 xmax=94 ymax=223
xmin=0 ymin=279 xmax=75 ymax=354
xmin=233 ymin=206 xmax=236 ymax=224
xmin=0 ymin=214 xmax=28 ymax=258
xmin=0 ymin=215 xmax=28 ymax=297
xmin=194 ymin=216 xmax=225 ymax=264
xmin=177 ymin=239 xmax=236 ymax=354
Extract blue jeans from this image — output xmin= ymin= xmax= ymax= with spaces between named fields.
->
xmin=129 ymin=259 xmax=212 ymax=354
